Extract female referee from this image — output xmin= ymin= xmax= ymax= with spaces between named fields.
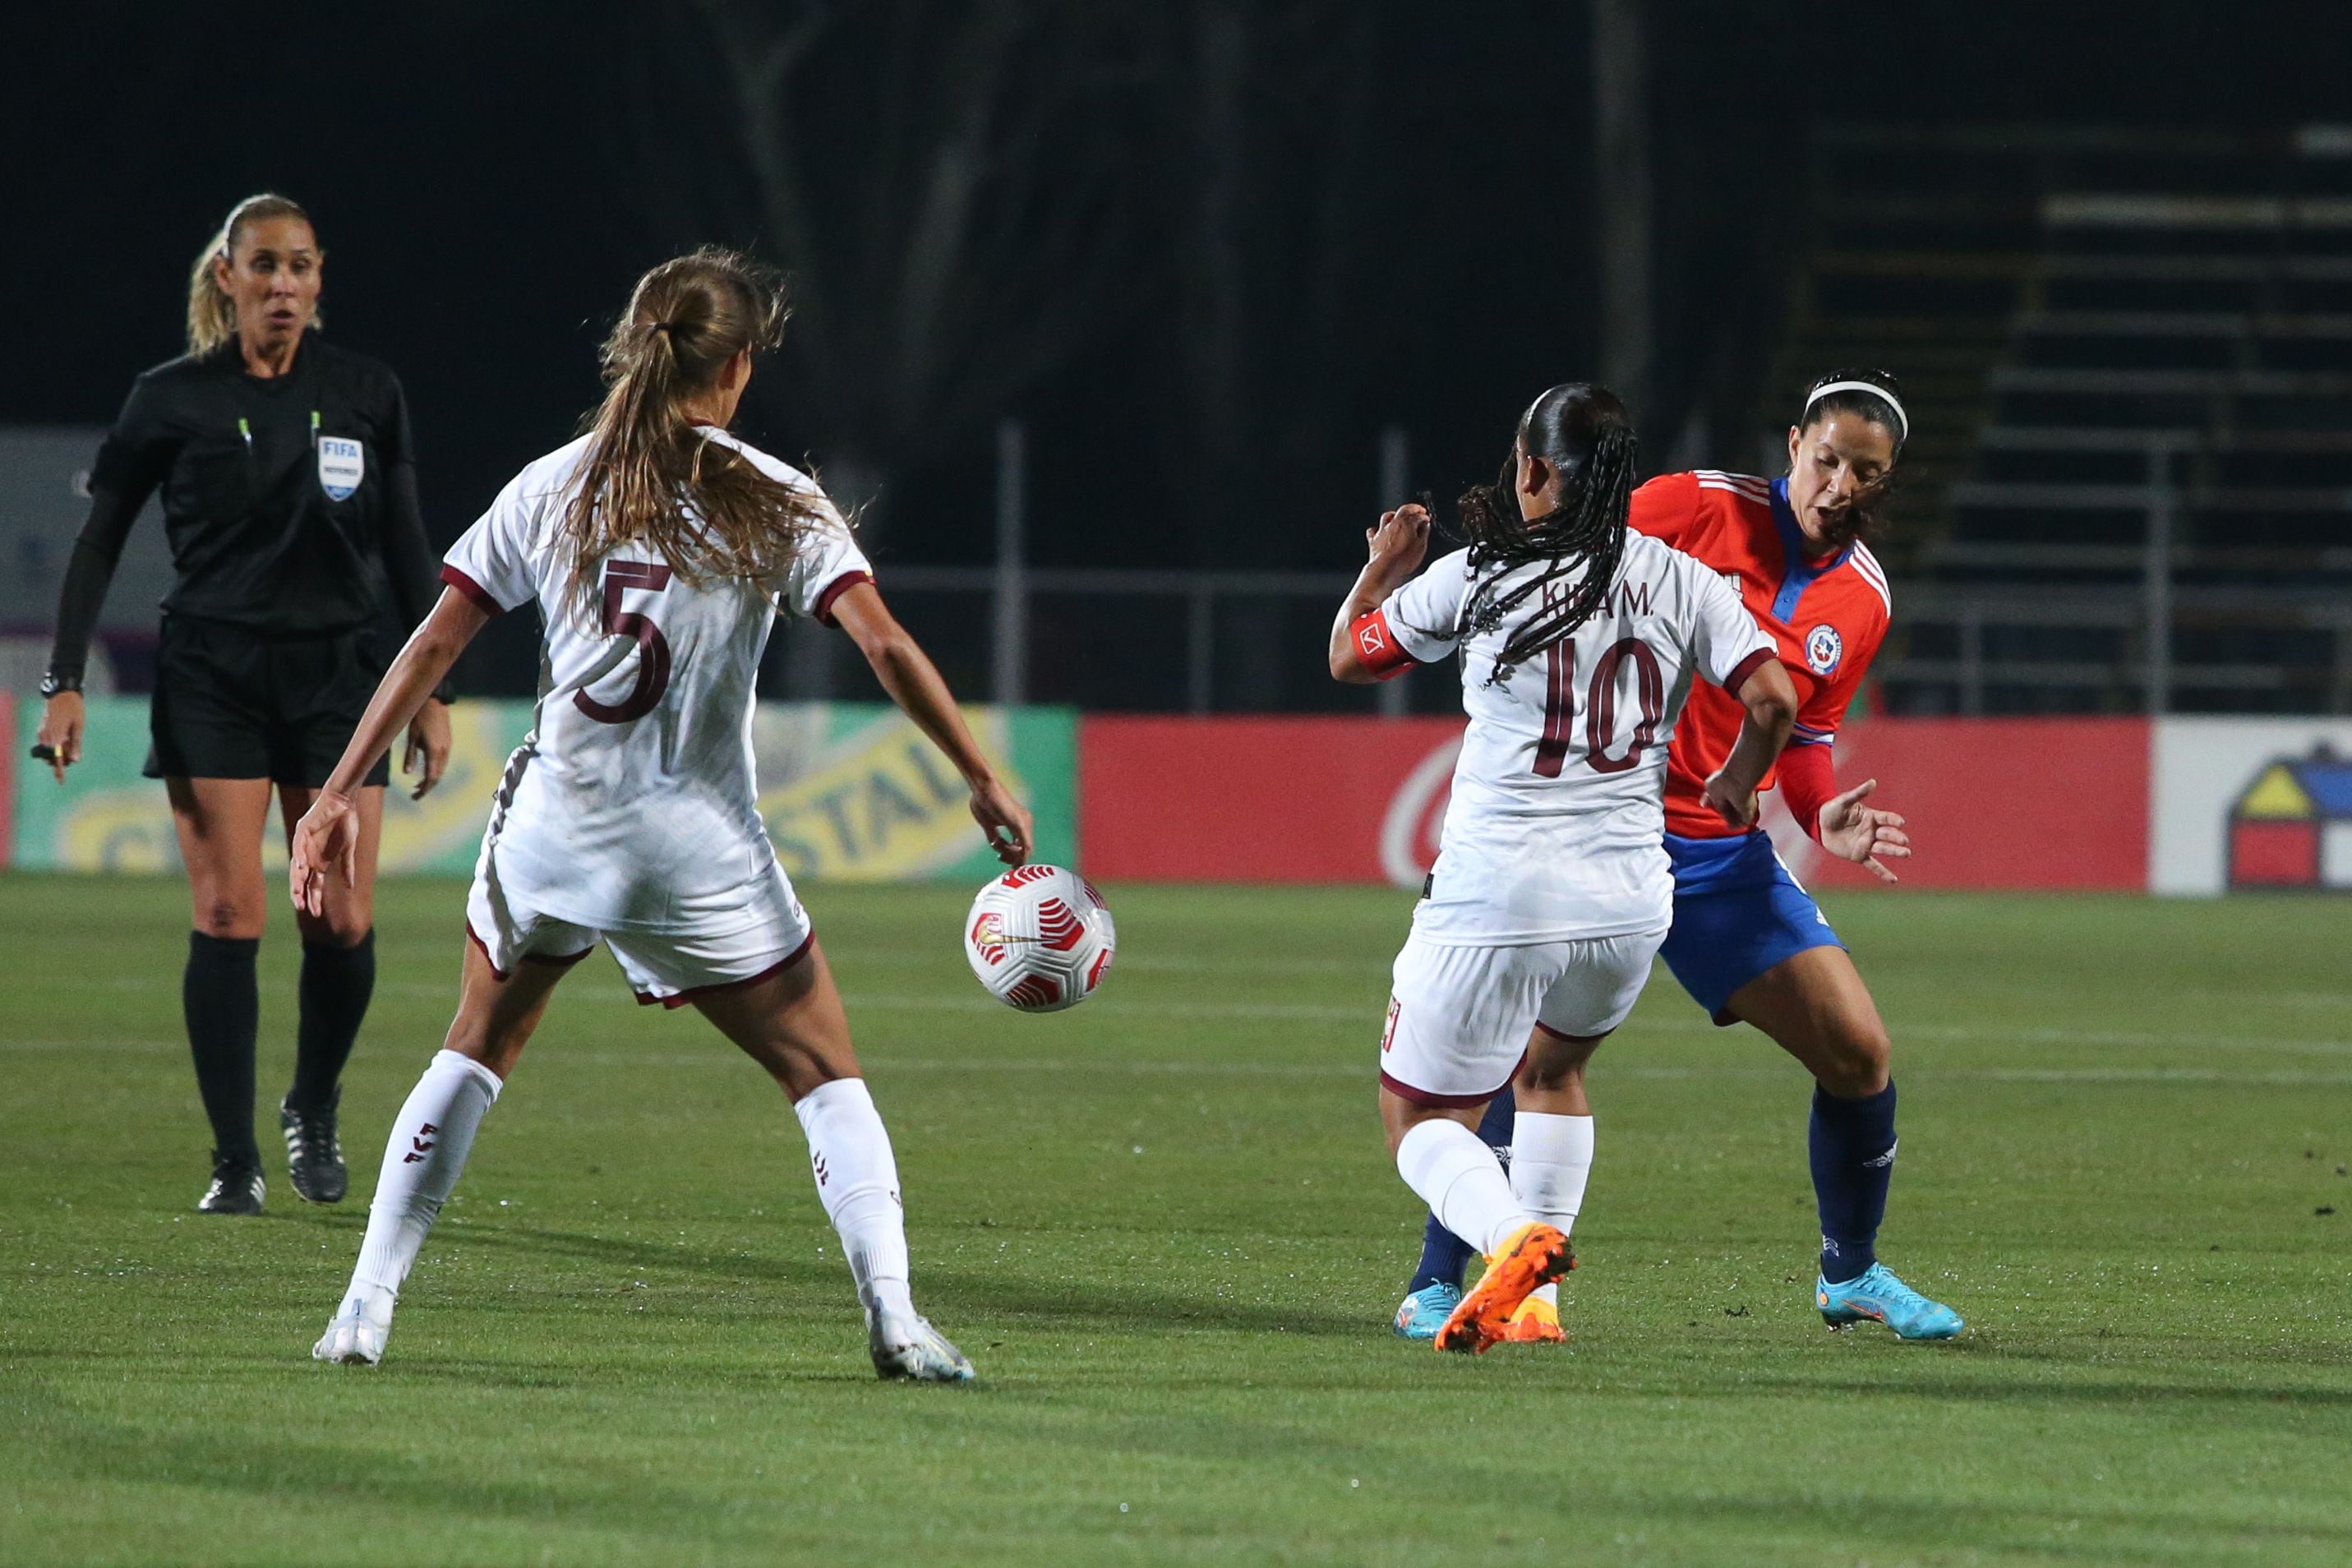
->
xmin=35 ymin=194 xmax=451 ymax=1216
xmin=1390 ymin=370 xmax=1963 ymax=1344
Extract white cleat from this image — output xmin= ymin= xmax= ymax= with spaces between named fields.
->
xmin=312 ymin=1294 xmax=392 ymax=1365
xmin=867 ymin=1307 xmax=976 ymax=1383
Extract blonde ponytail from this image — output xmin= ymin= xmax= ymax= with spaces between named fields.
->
xmin=184 ymin=193 xmax=316 ymax=357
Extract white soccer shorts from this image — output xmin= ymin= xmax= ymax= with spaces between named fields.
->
xmin=463 ymin=863 xmax=816 ymax=1008
xmin=1377 ymin=925 xmax=1669 ymax=1106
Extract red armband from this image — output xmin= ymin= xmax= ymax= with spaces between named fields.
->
xmin=1350 ymin=608 xmax=1415 ymax=680
xmin=1776 ymin=738 xmax=1837 ymax=841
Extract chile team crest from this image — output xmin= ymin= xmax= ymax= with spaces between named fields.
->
xmin=1805 ymin=623 xmax=1843 ymax=676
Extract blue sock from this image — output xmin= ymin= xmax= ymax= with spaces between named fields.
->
xmin=1405 ymin=1090 xmax=1516 ymax=1292
xmin=1809 ymin=1080 xmax=1897 ymax=1285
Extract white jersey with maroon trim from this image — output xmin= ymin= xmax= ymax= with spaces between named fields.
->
xmin=440 ymin=429 xmax=870 ymax=934
xmin=1378 ymin=532 xmax=1773 ymax=943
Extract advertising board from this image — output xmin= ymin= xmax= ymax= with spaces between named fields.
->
xmin=1081 ymin=714 xmax=2154 ymax=890
xmin=7 ymin=698 xmax=1074 ymax=882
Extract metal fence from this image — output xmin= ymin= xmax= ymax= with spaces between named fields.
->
xmin=836 ymin=424 xmax=2352 ymax=717
xmin=1912 ymin=428 xmax=2352 ymax=715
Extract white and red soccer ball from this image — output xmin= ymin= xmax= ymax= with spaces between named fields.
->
xmin=963 ymin=865 xmax=1116 ymax=1012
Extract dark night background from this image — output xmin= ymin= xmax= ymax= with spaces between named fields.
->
xmin=8 ymin=2 xmax=2349 ymax=706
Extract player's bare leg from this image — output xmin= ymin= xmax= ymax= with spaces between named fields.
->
xmin=1381 ymin=1091 xmax=1568 ymax=1354
xmin=694 ymin=945 xmax=975 ymax=1383
xmin=313 ymin=937 xmax=568 ymax=1364
xmin=1727 ymin=946 xmax=1961 ymax=1339
xmin=168 ymin=776 xmax=277 ymax=1214
xmin=1725 ymin=944 xmax=1889 ymax=1097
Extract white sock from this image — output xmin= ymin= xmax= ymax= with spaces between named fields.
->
xmin=1510 ymin=1111 xmax=1593 ymax=1310
xmin=348 ymin=1050 xmax=502 ymax=1306
xmin=1396 ymin=1118 xmax=1531 ymax=1258
xmin=793 ymin=1077 xmax=913 ymax=1317
xmin=1510 ymin=1110 xmax=1593 ymax=1235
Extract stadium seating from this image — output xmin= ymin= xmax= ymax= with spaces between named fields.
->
xmin=1764 ymin=127 xmax=2352 ymax=716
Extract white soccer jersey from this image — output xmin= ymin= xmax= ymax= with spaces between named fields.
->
xmin=440 ymin=429 xmax=871 ymax=934
xmin=1381 ymin=532 xmax=1774 ymax=943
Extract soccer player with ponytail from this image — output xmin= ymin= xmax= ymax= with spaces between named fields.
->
xmin=1388 ymin=370 xmax=1964 ymax=1344
xmin=293 ymin=248 xmax=1029 ymax=1380
xmin=1331 ymin=384 xmax=1800 ymax=1353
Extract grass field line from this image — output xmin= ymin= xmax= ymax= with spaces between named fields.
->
xmin=39 ymin=990 xmax=2352 ymax=1053
xmin=99 ymin=972 xmax=1384 ymax=1020
xmin=10 ymin=1034 xmax=2352 ymax=1087
xmin=95 ymin=975 xmax=2352 ymax=1056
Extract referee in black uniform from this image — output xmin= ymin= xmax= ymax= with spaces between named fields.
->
xmin=37 ymin=194 xmax=453 ymax=1215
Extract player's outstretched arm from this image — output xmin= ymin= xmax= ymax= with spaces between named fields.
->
xmin=830 ymin=581 xmax=1032 ymax=867
xmin=1816 ymin=777 xmax=1912 ymax=882
xmin=291 ymin=588 xmax=492 ymax=915
xmin=1700 ymin=658 xmax=1798 ymax=828
xmin=1330 ymin=504 xmax=1432 ymax=682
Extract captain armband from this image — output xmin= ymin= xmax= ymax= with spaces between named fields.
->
xmin=1349 ymin=608 xmax=1415 ymax=680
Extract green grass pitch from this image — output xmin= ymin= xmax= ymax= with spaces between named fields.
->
xmin=2 ymin=874 xmax=2348 ymax=1566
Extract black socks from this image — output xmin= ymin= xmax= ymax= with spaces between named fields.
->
xmin=183 ymin=932 xmax=261 ymax=1168
xmin=183 ymin=927 xmax=377 ymax=1163
xmin=290 ymin=929 xmax=376 ymax=1113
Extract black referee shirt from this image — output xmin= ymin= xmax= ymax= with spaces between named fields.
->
xmin=81 ymin=333 xmax=438 ymax=639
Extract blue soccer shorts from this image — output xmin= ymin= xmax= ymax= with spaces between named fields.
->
xmin=1657 ymin=830 xmax=1844 ymax=1025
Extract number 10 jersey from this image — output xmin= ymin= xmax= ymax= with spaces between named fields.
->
xmin=1378 ymin=532 xmax=1773 ymax=944
xmin=439 ymin=430 xmax=872 ymax=935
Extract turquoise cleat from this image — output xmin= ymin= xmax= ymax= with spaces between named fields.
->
xmin=1393 ymin=1282 xmax=1463 ymax=1341
xmin=1816 ymin=1263 xmax=1963 ymax=1340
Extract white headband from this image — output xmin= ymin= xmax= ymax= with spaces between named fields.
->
xmin=1804 ymin=380 xmax=1907 ymax=440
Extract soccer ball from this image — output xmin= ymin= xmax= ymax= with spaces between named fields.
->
xmin=962 ymin=865 xmax=1116 ymax=1012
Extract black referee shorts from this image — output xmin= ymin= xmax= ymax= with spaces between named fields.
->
xmin=145 ymin=616 xmax=394 ymax=789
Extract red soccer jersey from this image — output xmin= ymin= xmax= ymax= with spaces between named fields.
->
xmin=1630 ymin=469 xmax=1890 ymax=839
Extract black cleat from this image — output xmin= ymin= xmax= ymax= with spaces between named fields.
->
xmin=280 ymin=1095 xmax=348 ymax=1205
xmin=198 ymin=1152 xmax=266 ymax=1215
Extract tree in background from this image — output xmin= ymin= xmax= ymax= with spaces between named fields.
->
xmin=616 ymin=0 xmax=1132 ymax=533
xmin=616 ymin=1 xmax=1383 ymax=559
xmin=1136 ymin=1 xmax=1381 ymax=564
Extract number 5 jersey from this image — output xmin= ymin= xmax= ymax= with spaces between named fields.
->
xmin=1370 ymin=529 xmax=1774 ymax=945
xmin=438 ymin=429 xmax=872 ymax=934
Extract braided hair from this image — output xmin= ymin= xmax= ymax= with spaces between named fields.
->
xmin=1446 ymin=383 xmax=1639 ymax=684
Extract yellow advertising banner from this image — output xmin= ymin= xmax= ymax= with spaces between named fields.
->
xmin=9 ymin=699 xmax=1076 ymax=880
